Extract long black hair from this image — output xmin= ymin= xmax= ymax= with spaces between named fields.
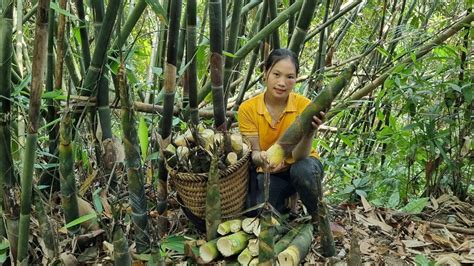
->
xmin=264 ymin=48 xmax=300 ymax=75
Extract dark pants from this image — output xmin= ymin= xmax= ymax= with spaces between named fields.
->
xmin=247 ymin=157 xmax=324 ymax=215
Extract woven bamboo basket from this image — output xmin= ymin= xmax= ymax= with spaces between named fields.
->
xmin=170 ymin=147 xmax=250 ymax=220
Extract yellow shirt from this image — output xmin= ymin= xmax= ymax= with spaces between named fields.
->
xmin=238 ymin=92 xmax=319 ymax=168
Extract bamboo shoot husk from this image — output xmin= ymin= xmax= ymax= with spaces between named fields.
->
xmin=199 ymin=239 xmax=218 ymax=263
xmin=216 ymin=231 xmax=252 ymax=257
xmin=277 ymin=224 xmax=313 ymax=266
xmin=266 ymin=64 xmax=356 ymax=166
xmin=206 ymin=153 xmax=221 ymax=240
xmin=249 ymin=257 xmax=259 ymax=265
xmin=217 ymin=219 xmax=242 ymax=235
xmin=274 ymin=225 xmax=303 ymax=254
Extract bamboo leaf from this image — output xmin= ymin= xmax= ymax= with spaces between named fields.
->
xmin=399 ymin=198 xmax=429 ymax=214
xmin=92 ymin=188 xmax=104 ymax=214
xmin=0 ymin=238 xmax=9 ymax=251
xmin=161 ymin=235 xmax=187 ymax=254
xmin=138 ymin=116 xmax=149 ymax=159
xmin=387 ymin=191 xmax=400 ymax=208
xmin=223 ymin=51 xmax=237 ymax=58
xmin=144 ymin=0 xmax=168 ymax=24
xmin=64 ymin=212 xmax=97 ymax=229
xmin=50 ymin=2 xmax=79 ymax=21
xmin=42 ymin=90 xmax=66 ymax=100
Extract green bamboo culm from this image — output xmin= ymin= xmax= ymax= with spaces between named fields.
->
xmin=74 ymin=0 xmax=91 ymax=69
xmin=205 ymin=152 xmax=221 ymax=240
xmin=78 ymin=0 xmax=121 ymax=99
xmin=59 ymin=112 xmax=80 ymax=235
xmin=38 ymin=0 xmax=59 ymax=191
xmin=266 ymin=63 xmax=356 ymax=166
xmin=186 ymin=0 xmax=199 ymax=125
xmin=0 ymin=0 xmax=15 ymax=198
xmin=17 ymin=0 xmax=50 ymax=262
xmin=258 ymin=211 xmax=275 ymax=265
xmin=288 ymin=0 xmax=320 ymax=56
xmin=223 ymin=0 xmax=242 ymax=104
xmin=112 ymin=224 xmax=132 ymax=266
xmin=209 ymin=0 xmax=227 ymax=130
xmin=0 ymin=0 xmax=19 ymax=260
xmin=157 ymin=0 xmax=182 ymax=215
xmin=197 ymin=0 xmax=303 ymax=104
xmin=267 ymin=0 xmax=280 ymax=49
xmin=118 ymin=64 xmax=150 ymax=253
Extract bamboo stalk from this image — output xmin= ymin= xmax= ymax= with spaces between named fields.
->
xmin=186 ymin=0 xmax=199 ymax=125
xmin=156 ymin=0 xmax=181 ymax=217
xmin=223 ymin=0 xmax=242 ymax=105
xmin=266 ymin=64 xmax=356 ymax=166
xmin=0 ymin=0 xmax=19 ymax=260
xmin=288 ymin=0 xmax=319 ymax=55
xmin=17 ymin=0 xmax=50 ymax=262
xmin=74 ymin=0 xmax=91 ymax=69
xmin=209 ymin=0 xmax=227 ymax=131
xmin=118 ymin=64 xmax=150 ymax=253
xmin=267 ymin=0 xmax=280 ymax=49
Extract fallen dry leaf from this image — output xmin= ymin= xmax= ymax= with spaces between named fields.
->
xmin=402 ymin=239 xmax=432 ymax=248
xmin=436 ymin=253 xmax=461 ymax=266
xmin=360 ymin=196 xmax=373 ymax=212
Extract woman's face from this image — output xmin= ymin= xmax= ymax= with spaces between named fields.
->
xmin=264 ymin=58 xmax=297 ymax=101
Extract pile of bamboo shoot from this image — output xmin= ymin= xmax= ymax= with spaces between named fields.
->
xmin=197 ymin=218 xmax=314 ymax=265
xmin=164 ymin=126 xmax=249 ymax=173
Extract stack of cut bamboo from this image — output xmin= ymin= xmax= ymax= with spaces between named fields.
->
xmin=164 ymin=126 xmax=249 ymax=173
xmin=197 ymin=217 xmax=314 ymax=265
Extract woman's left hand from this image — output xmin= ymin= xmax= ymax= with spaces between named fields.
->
xmin=311 ymin=111 xmax=325 ymax=131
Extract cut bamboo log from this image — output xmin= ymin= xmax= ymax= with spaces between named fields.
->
xmin=216 ymin=231 xmax=252 ymax=257
xmin=249 ymin=257 xmax=259 ymax=265
xmin=277 ymin=224 xmax=314 ymax=266
xmin=217 ymin=219 xmax=242 ymax=235
xmin=237 ymin=247 xmax=253 ymax=265
xmin=248 ymin=238 xmax=259 ymax=256
xmin=226 ymin=152 xmax=238 ymax=166
xmin=199 ymin=239 xmax=218 ymax=263
xmin=242 ymin=217 xmax=260 ymax=234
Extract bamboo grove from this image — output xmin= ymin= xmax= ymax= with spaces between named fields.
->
xmin=0 ymin=0 xmax=472 ymax=263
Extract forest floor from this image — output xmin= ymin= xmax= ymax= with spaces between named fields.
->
xmin=25 ymin=191 xmax=474 ymax=265
xmin=152 ymin=193 xmax=474 ymax=265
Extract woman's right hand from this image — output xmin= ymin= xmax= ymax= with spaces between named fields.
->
xmin=260 ymin=151 xmax=288 ymax=173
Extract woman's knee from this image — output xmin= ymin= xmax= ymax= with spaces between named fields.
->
xmin=290 ymin=157 xmax=324 ymax=184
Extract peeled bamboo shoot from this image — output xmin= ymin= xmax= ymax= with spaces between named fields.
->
xmin=226 ymin=152 xmax=238 ymax=166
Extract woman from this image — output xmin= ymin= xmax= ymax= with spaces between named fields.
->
xmin=238 ymin=48 xmax=325 ymax=220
